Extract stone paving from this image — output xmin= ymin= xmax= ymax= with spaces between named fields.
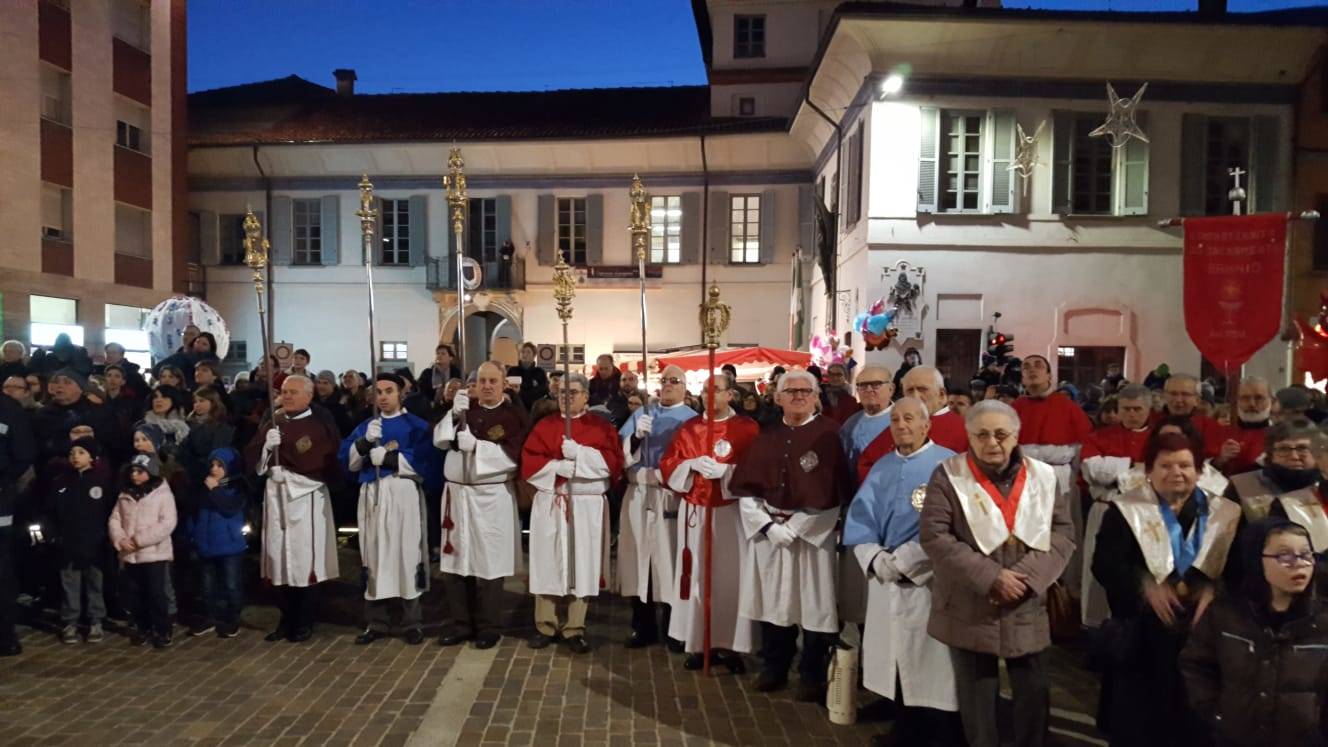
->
xmin=1 ymin=547 xmax=1105 ymax=746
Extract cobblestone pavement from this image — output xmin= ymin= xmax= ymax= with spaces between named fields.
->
xmin=1 ymin=548 xmax=1105 ymax=746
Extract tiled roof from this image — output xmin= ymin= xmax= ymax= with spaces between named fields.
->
xmin=188 ymin=78 xmax=787 ymax=146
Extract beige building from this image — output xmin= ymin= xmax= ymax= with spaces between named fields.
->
xmin=0 ymin=0 xmax=188 ymax=365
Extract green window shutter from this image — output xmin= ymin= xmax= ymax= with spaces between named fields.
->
xmin=986 ymin=109 xmax=1017 ymax=214
xmin=1115 ymin=112 xmax=1149 ymax=216
xmin=585 ymin=193 xmax=604 ymax=265
xmin=536 ymin=194 xmax=554 ymax=265
xmin=1251 ymin=116 xmax=1284 ymax=213
xmin=495 ymin=194 xmax=512 ymax=249
xmin=708 ymin=190 xmax=729 ymax=263
xmin=759 ymin=189 xmax=777 ymax=264
xmin=320 ymin=195 xmax=339 ymax=266
xmin=917 ymin=107 xmax=940 ymax=214
xmin=1180 ymin=113 xmax=1208 ymax=216
xmin=199 ymin=210 xmax=219 ymax=266
xmin=270 ymin=195 xmax=292 ymax=265
xmin=679 ymin=191 xmax=701 ymax=264
xmin=408 ymin=195 xmax=428 ymax=267
xmin=1051 ymin=111 xmax=1074 ymax=215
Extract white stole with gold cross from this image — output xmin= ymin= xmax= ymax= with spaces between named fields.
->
xmin=943 ymin=453 xmax=1059 ymax=556
xmin=1276 ymin=488 xmax=1328 ymax=553
xmin=1113 ymin=484 xmax=1241 ymax=584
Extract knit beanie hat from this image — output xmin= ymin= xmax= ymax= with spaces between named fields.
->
xmin=129 ymin=453 xmax=161 ymax=478
xmin=133 ymin=422 xmax=166 ymax=454
xmin=53 ymin=367 xmax=88 ymax=391
xmin=69 ymin=436 xmax=101 ymax=461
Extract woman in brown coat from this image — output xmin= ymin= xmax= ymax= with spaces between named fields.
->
xmin=1180 ymin=517 xmax=1328 ymax=746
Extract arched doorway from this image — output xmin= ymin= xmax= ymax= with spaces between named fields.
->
xmin=438 ymin=293 xmax=523 ymax=371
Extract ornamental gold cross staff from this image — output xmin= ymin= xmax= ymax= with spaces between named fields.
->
xmin=357 ymin=176 xmax=381 ymax=377
xmin=444 ymin=148 xmax=468 ymax=376
xmin=629 ymin=174 xmax=651 ymax=395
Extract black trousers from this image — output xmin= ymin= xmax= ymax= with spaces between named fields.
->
xmin=630 ymin=574 xmax=672 ymax=639
xmin=892 ymin=672 xmax=966 ymax=746
xmin=440 ymin=573 xmax=503 ymax=637
xmin=277 ymin=584 xmax=319 ymax=632
xmin=951 ymin=648 xmax=1049 ymax=747
xmin=0 ymin=525 xmax=16 ymax=645
xmin=759 ymin=621 xmax=834 ymax=683
xmin=122 ymin=561 xmax=172 ymax=637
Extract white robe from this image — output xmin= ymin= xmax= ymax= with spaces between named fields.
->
xmin=853 ymin=541 xmax=958 ymax=710
xmin=665 ymin=459 xmax=757 ymax=654
xmin=527 ymin=443 xmax=612 ymax=598
xmin=433 ymin=414 xmax=522 ymax=579
xmin=350 ymin=447 xmax=427 ymax=601
xmin=617 ymin=466 xmax=678 ymax=601
xmin=736 ymin=497 xmax=840 ymax=633
xmin=257 ymin=445 xmax=338 ymax=588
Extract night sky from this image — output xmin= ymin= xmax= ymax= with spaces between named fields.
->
xmin=188 ymin=0 xmax=1327 ymax=94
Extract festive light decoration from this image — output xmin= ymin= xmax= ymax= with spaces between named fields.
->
xmin=1089 ymin=82 xmax=1149 ymax=149
xmin=143 ymin=296 xmax=230 ymax=360
xmin=1009 ymin=120 xmax=1046 ymax=197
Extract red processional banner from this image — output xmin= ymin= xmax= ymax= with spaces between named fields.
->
xmin=1182 ymin=213 xmax=1287 ymax=372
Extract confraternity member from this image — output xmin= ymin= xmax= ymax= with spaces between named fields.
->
xmin=618 ymin=364 xmax=696 ymax=649
xmin=857 ymin=365 xmax=968 ymax=484
xmin=920 ymin=400 xmax=1075 ymax=747
xmin=844 ymin=397 xmax=961 ymax=746
xmin=432 ymin=362 xmax=527 ymax=649
xmin=245 ymin=375 xmax=341 ymax=643
xmin=839 ymin=365 xmax=894 ymax=479
xmin=658 ymin=372 xmax=760 ymax=672
xmin=341 ymin=373 xmax=438 ymax=646
xmin=521 ymin=372 xmax=623 ymax=654
xmin=730 ymin=369 xmax=851 ymax=701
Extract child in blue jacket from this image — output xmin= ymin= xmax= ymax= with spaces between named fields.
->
xmin=186 ymin=447 xmax=248 ymax=638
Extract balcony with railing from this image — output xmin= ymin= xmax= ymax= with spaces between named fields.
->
xmin=426 ymin=256 xmax=525 ymax=292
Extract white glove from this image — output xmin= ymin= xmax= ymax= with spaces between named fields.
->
xmin=555 ymin=460 xmax=576 ymax=478
xmin=694 ymin=456 xmax=726 ymax=480
xmin=452 ymin=391 xmax=470 ymax=413
xmin=365 ymin=419 xmax=383 ymax=444
xmin=766 ymin=523 xmax=796 ymax=549
xmin=370 ymin=446 xmax=387 ymax=466
xmin=561 ymin=438 xmax=579 ymax=461
xmin=634 ymin=414 xmax=654 ymax=438
xmin=28 ymin=524 xmax=44 ymax=545
xmin=871 ymin=551 xmax=901 ymax=582
xmin=268 ymin=466 xmax=287 ymax=485
xmin=456 ymin=429 xmax=477 ymax=452
xmin=264 ymin=428 xmax=282 ymax=450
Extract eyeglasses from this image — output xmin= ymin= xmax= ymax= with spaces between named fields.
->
xmin=560 ymin=390 xmax=586 ymax=399
xmin=1262 ymin=551 xmax=1315 ymax=568
xmin=970 ymin=430 xmax=1016 ymax=443
xmin=1272 ymin=445 xmax=1314 ymax=457
xmin=855 ymin=381 xmax=886 ymax=390
xmin=661 ymin=377 xmax=684 ymax=385
xmin=782 ymin=388 xmax=814 ymax=398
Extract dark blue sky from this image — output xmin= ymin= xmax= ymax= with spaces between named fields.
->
xmin=188 ymin=0 xmax=1326 ymax=94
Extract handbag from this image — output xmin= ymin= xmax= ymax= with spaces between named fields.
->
xmin=1047 ymin=580 xmax=1081 ymax=642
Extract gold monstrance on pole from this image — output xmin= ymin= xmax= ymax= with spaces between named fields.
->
xmin=243 ymin=209 xmax=281 ymax=462
xmin=552 ymin=245 xmax=578 ymax=589
xmin=629 ymin=175 xmax=651 ymax=392
xmin=699 ymin=281 xmax=730 ymax=675
xmin=356 ymin=175 xmax=380 ymax=376
xmin=443 ymin=148 xmax=468 ymax=375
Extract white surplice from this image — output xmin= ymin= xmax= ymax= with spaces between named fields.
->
xmin=256 ymin=430 xmax=338 ymax=587
xmin=350 ymin=446 xmax=428 ymax=601
xmin=433 ymin=412 xmax=522 ymax=579
xmin=736 ymin=498 xmax=839 ymax=633
xmin=527 ymin=442 xmax=612 ymax=599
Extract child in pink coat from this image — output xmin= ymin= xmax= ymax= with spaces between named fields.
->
xmin=108 ymin=453 xmax=177 ymax=648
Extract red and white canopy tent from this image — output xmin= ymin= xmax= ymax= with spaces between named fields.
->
xmin=650 ymin=346 xmax=810 ymax=391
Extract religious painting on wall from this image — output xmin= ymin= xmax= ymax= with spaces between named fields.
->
xmin=882 ymin=261 xmax=925 ymax=341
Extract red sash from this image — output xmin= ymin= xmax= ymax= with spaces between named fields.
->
xmin=967 ymin=453 xmax=1027 ymax=532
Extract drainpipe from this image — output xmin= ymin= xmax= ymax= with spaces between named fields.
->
xmin=805 ymin=95 xmax=842 ymax=332
xmin=252 ymin=145 xmax=274 ymax=350
xmin=699 ymin=134 xmax=709 ymax=308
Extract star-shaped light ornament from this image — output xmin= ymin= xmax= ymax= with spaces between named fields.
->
xmin=1008 ymin=120 xmax=1046 ymax=197
xmin=1089 ymin=82 xmax=1149 ymax=149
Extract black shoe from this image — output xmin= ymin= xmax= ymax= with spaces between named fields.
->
xmin=286 ymin=627 xmax=312 ymax=643
xmin=565 ymin=635 xmax=591 ymax=655
xmin=0 ymin=640 xmax=21 ymax=657
xmin=130 ymin=630 xmax=150 ymax=647
xmin=720 ymin=651 xmax=747 ymax=675
xmin=404 ymin=628 xmax=425 ymax=646
xmin=625 ymin=630 xmax=657 ymax=649
xmin=753 ymin=671 xmax=788 ymax=693
xmin=189 ymin=623 xmax=216 ymax=638
xmin=264 ymin=628 xmax=288 ymax=643
xmin=437 ymin=631 xmax=471 ymax=647
xmin=528 ymin=633 xmax=557 ymax=650
xmin=794 ymin=681 xmax=827 ymax=704
xmin=217 ymin=623 xmax=240 ymax=639
xmin=473 ymin=632 xmax=501 ymax=650
xmin=152 ymin=634 xmax=174 ymax=649
xmin=665 ymin=637 xmax=684 ymax=654
xmin=683 ymin=653 xmax=704 ymax=671
xmin=354 ymin=629 xmax=380 ymax=646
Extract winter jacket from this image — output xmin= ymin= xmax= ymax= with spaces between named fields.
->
xmin=47 ymin=462 xmax=114 ymax=566
xmin=0 ymin=394 xmax=35 ymax=521
xmin=181 ymin=418 xmax=235 ymax=485
xmin=108 ymin=479 xmax=176 ymax=564
xmin=186 ymin=447 xmax=248 ymax=559
xmin=1180 ymin=594 xmax=1328 ymax=746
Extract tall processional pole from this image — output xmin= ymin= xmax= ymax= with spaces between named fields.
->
xmin=357 ymin=176 xmax=380 ymax=376
xmin=699 ymin=282 xmax=730 ymax=675
xmin=444 ymin=148 xmax=469 ymax=374
xmin=629 ymin=175 xmax=652 ymax=391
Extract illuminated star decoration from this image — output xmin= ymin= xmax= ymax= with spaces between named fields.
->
xmin=1089 ymin=82 xmax=1149 ymax=149
xmin=1007 ymin=120 xmax=1046 ymax=197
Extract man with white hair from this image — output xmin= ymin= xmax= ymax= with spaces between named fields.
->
xmin=618 ymin=364 xmax=696 ymax=649
xmin=730 ymin=369 xmax=851 ymax=700
xmin=1208 ymin=376 xmax=1272 ymax=475
xmin=245 ymin=374 xmax=342 ymax=643
xmin=856 ymin=366 xmax=968 ymax=485
xmin=920 ymin=400 xmax=1075 ymax=747
xmin=839 ymin=365 xmax=894 ymax=480
xmin=844 ymin=397 xmax=961 ymax=744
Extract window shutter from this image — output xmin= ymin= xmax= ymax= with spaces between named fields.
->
xmin=199 ymin=210 xmax=219 ymax=266
xmin=495 ymin=194 xmax=512 ymax=249
xmin=586 ymin=193 xmax=604 ymax=265
xmin=408 ymin=195 xmax=427 ymax=267
xmin=536 ymin=193 xmax=554 ymax=265
xmin=985 ymin=109 xmax=1017 ymax=214
xmin=373 ymin=198 xmax=385 ymax=267
xmin=270 ymin=195 xmax=292 ymax=265
xmin=759 ymin=189 xmax=777 ymax=264
xmin=917 ymin=107 xmax=940 ymax=214
xmin=1180 ymin=113 xmax=1208 ymax=216
xmin=1251 ymin=116 xmax=1283 ymax=213
xmin=797 ymin=184 xmax=814 ymax=252
xmin=1115 ymin=112 xmax=1149 ymax=216
xmin=708 ymin=191 xmax=729 ymax=264
xmin=1051 ymin=111 xmax=1073 ymax=215
xmin=320 ymin=195 xmax=339 ymax=266
xmin=679 ymin=191 xmax=701 ymax=264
